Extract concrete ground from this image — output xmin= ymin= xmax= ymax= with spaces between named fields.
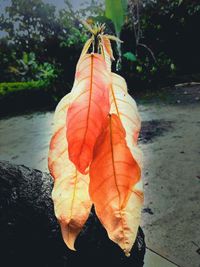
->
xmin=139 ymin=103 xmax=200 ymax=267
xmin=144 ymin=249 xmax=178 ymax=267
xmin=0 ymin=88 xmax=200 ymax=266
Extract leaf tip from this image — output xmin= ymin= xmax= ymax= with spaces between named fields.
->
xmin=60 ymin=221 xmax=79 ymax=251
xmin=125 ymin=251 xmax=131 ymax=257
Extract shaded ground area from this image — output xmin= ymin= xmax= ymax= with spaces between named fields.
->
xmin=135 ymin=83 xmax=200 ymax=105
xmin=139 ymin=120 xmax=174 ymax=144
xmin=0 ymin=85 xmax=200 ymax=267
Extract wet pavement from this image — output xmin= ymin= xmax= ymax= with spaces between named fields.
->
xmin=144 ymin=249 xmax=178 ymax=267
xmin=0 ymin=101 xmax=200 ymax=267
xmin=139 ymin=103 xmax=200 ymax=267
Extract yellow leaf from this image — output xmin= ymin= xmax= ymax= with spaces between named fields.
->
xmin=99 ymin=34 xmax=114 ymax=72
xmin=105 ymin=34 xmax=123 ymax=43
xmin=80 ymin=37 xmax=93 ymax=58
xmin=110 ymin=72 xmax=143 ymax=167
xmin=48 ymin=93 xmax=92 ymax=251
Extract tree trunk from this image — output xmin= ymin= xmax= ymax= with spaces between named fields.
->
xmin=0 ymin=161 xmax=146 ymax=267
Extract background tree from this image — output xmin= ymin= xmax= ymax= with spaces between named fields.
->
xmin=0 ymin=0 xmax=200 ymax=92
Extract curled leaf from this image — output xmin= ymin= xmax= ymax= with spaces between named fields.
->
xmin=105 ymin=34 xmax=123 ymax=43
xmin=99 ymin=35 xmax=113 ymax=72
xmin=99 ymin=34 xmax=122 ymax=72
xmin=80 ymin=36 xmax=93 ymax=58
xmin=89 ymin=114 xmax=141 ymax=256
xmin=100 ymin=34 xmax=115 ymax=60
xmin=48 ymin=93 xmax=92 ymax=251
xmin=67 ymin=53 xmax=111 ymax=174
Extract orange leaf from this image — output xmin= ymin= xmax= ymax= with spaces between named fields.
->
xmin=100 ymin=34 xmax=122 ymax=72
xmin=67 ymin=53 xmax=111 ymax=174
xmin=110 ymin=72 xmax=143 ymax=167
xmin=89 ymin=114 xmax=141 ymax=256
xmin=110 ymin=73 xmax=144 ymax=254
xmin=48 ymin=93 xmax=92 ymax=251
xmin=100 ymin=34 xmax=115 ymax=59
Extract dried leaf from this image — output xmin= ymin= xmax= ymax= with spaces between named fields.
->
xmin=67 ymin=53 xmax=111 ymax=174
xmin=89 ymin=114 xmax=141 ymax=256
xmin=100 ymin=43 xmax=112 ymax=72
xmin=100 ymin=35 xmax=115 ymax=60
xmin=105 ymin=34 xmax=123 ymax=43
xmin=108 ymin=73 xmax=144 ymax=255
xmin=110 ymin=72 xmax=143 ymax=167
xmin=80 ymin=37 xmax=93 ymax=58
xmin=48 ymin=93 xmax=92 ymax=251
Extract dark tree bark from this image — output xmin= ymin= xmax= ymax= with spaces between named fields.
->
xmin=0 ymin=161 xmax=146 ymax=267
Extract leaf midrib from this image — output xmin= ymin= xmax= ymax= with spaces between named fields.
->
xmin=79 ymin=54 xmax=94 ymax=159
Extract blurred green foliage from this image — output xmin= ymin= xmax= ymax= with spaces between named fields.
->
xmin=123 ymin=52 xmax=137 ymax=62
xmin=5 ymin=50 xmax=59 ymax=86
xmin=0 ymin=0 xmax=200 ymax=103
xmin=105 ymin=0 xmax=127 ymax=35
xmin=0 ymin=80 xmax=47 ymax=97
xmin=120 ymin=0 xmax=200 ymax=89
